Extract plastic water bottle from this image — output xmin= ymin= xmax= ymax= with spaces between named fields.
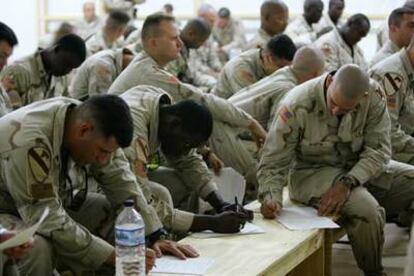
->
xmin=115 ymin=199 xmax=145 ymax=276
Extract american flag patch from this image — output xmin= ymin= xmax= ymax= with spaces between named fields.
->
xmin=279 ymin=106 xmax=293 ymax=122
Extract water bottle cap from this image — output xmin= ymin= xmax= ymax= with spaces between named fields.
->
xmin=123 ymin=199 xmax=135 ymax=207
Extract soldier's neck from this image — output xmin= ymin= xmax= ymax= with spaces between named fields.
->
xmin=40 ymin=50 xmax=52 ymax=75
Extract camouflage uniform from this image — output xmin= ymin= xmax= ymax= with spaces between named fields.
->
xmin=258 ymin=73 xmax=414 ymax=273
xmin=245 ymin=28 xmax=272 ymax=50
xmin=370 ymin=49 xmax=414 ymax=164
xmin=213 ymin=49 xmax=267 ymax=99
xmin=315 ymin=28 xmax=368 ymax=72
xmin=285 ymin=15 xmax=318 ymax=45
xmin=370 ymin=40 xmax=400 ymax=68
xmin=108 ymin=51 xmax=258 ymax=183
xmin=103 ymin=0 xmax=144 ymax=18
xmin=0 ymin=97 xmax=162 ymax=275
xmin=120 ymin=86 xmax=220 ymax=232
xmin=76 ymin=17 xmax=104 ymax=40
xmin=228 ymin=66 xmax=298 ymax=129
xmin=189 ymin=36 xmax=222 ymax=77
xmin=167 ymin=45 xmax=216 ymax=91
xmin=212 ymin=18 xmax=246 ymax=60
xmin=0 ymin=52 xmax=68 ymax=106
xmin=70 ymin=49 xmax=127 ymax=100
xmin=85 ymin=30 xmax=125 ymax=55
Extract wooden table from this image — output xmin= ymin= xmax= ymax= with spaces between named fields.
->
xmin=151 ymin=200 xmax=326 ymax=276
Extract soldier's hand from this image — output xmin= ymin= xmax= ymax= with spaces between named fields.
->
xmin=220 ymin=203 xmax=254 ymax=222
xmin=206 ymin=152 xmax=224 ymax=175
xmin=0 ymin=231 xmax=34 ymax=260
xmin=248 ymin=120 xmax=267 ymax=150
xmin=318 ymin=182 xmax=350 ymax=217
xmin=152 ymin=240 xmax=199 ymax=260
xmin=145 ymin=248 xmax=156 ymax=273
xmin=211 ymin=211 xmax=249 ymax=233
xmin=260 ymin=200 xmax=282 ymax=219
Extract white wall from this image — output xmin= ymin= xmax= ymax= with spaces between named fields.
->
xmin=0 ymin=0 xmax=409 ymax=61
xmin=0 ymin=0 xmax=38 ymax=61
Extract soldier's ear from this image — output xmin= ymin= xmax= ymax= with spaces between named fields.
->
xmin=326 ymin=74 xmax=334 ymax=87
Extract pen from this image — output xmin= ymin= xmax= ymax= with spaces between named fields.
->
xmin=235 ymin=196 xmax=239 ymax=213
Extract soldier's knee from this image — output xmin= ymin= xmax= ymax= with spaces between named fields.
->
xmin=149 ymin=181 xmax=174 ymax=207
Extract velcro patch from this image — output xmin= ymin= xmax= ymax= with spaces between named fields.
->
xmin=383 ymin=73 xmax=403 ymax=96
xmin=278 ymin=106 xmax=294 ymax=123
xmin=321 ymin=43 xmax=334 ymax=56
xmin=27 ymin=143 xmax=54 ymax=199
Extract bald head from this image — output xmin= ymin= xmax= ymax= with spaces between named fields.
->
xmin=304 ymin=0 xmax=324 ymax=24
xmin=260 ymin=0 xmax=289 ymax=36
xmin=198 ymin=3 xmax=217 ymax=27
xmin=291 ymin=46 xmax=325 ymax=82
xmin=333 ymin=65 xmax=369 ymax=100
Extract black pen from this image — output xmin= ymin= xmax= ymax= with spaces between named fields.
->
xmin=235 ymin=196 xmax=239 ymax=213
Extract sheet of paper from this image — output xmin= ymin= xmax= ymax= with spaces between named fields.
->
xmin=276 ymin=204 xmax=340 ymax=230
xmin=190 ymin=222 xmax=265 ymax=239
xmin=0 ymin=207 xmax=49 ymax=251
xmin=152 ymin=256 xmax=215 ymax=275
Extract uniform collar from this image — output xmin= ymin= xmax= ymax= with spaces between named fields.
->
xmin=258 ymin=27 xmax=272 ymax=41
xmin=150 ymin=94 xmax=172 ymax=152
xmin=52 ymin=102 xmax=77 ymax=159
xmin=114 ymin=48 xmax=125 ymax=76
xmin=315 ymin=73 xmax=331 ymax=120
xmin=400 ymin=48 xmax=414 ymax=78
xmin=386 ymin=40 xmax=400 ymax=54
xmin=256 ymin=48 xmax=267 ymax=77
xmin=33 ymin=51 xmax=49 ymax=82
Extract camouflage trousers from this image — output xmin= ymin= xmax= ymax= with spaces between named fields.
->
xmin=209 ymin=121 xmax=258 ymax=186
xmin=0 ymin=192 xmax=116 ymax=276
xmin=289 ymin=160 xmax=414 ymax=274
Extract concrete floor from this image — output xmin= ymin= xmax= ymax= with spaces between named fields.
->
xmin=332 ymin=224 xmax=409 ymax=276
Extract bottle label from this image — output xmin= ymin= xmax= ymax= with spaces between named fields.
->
xmin=115 ymin=225 xmax=145 ymax=247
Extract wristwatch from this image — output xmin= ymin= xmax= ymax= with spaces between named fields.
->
xmin=146 ymin=228 xmax=169 ymax=247
xmin=339 ymin=175 xmax=359 ymax=190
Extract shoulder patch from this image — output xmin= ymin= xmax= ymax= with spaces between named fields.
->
xmin=96 ymin=64 xmax=111 ymax=78
xmin=27 ymin=141 xmax=54 ymax=199
xmin=239 ymin=70 xmax=255 ymax=84
xmin=278 ymin=106 xmax=294 ymax=123
xmin=383 ymin=72 xmax=403 ymax=96
xmin=321 ymin=43 xmax=334 ymax=56
xmin=133 ymin=138 xmax=150 ymax=178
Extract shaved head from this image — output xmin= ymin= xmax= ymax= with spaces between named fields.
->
xmin=261 ymin=0 xmax=288 ymax=18
xmin=333 ymin=65 xmax=369 ymax=100
xmin=291 ymin=46 xmax=325 ymax=78
xmin=260 ymin=0 xmax=289 ymax=35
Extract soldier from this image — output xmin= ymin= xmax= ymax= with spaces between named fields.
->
xmin=0 ymin=34 xmax=86 ymax=108
xmin=315 ymin=14 xmax=370 ymax=72
xmin=85 ymin=10 xmax=130 ymax=55
xmin=70 ymin=48 xmax=135 ymax=100
xmin=314 ymin=0 xmax=345 ymax=34
xmin=245 ymin=0 xmax=289 ymax=50
xmin=212 ymin=7 xmax=247 ymax=62
xmin=214 ymin=34 xmax=296 ymax=99
xmin=120 ymin=85 xmax=250 ymax=233
xmin=108 ymin=13 xmax=267 ymax=187
xmin=0 ymin=22 xmax=17 ymax=117
xmin=370 ymin=35 xmax=414 ymax=165
xmin=76 ymin=1 xmax=104 ymax=40
xmin=376 ymin=1 xmax=414 ymax=51
xmin=192 ymin=4 xmax=222 ymax=79
xmin=406 ymin=226 xmax=414 ymax=276
xmin=259 ymin=65 xmax=414 ymax=276
xmin=370 ymin=7 xmax=414 ymax=68
xmin=103 ymin=0 xmax=145 ymax=19
xmin=228 ymin=46 xmax=325 ymax=129
xmin=0 ymin=95 xmax=198 ymax=275
xmin=285 ymin=0 xmax=324 ymax=46
xmin=167 ymin=18 xmax=216 ymax=92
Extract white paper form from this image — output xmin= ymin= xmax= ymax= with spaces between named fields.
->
xmin=190 ymin=222 xmax=265 ymax=239
xmin=277 ymin=204 xmax=340 ymax=230
xmin=0 ymin=207 xmax=49 ymax=251
xmin=152 ymin=256 xmax=215 ymax=275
